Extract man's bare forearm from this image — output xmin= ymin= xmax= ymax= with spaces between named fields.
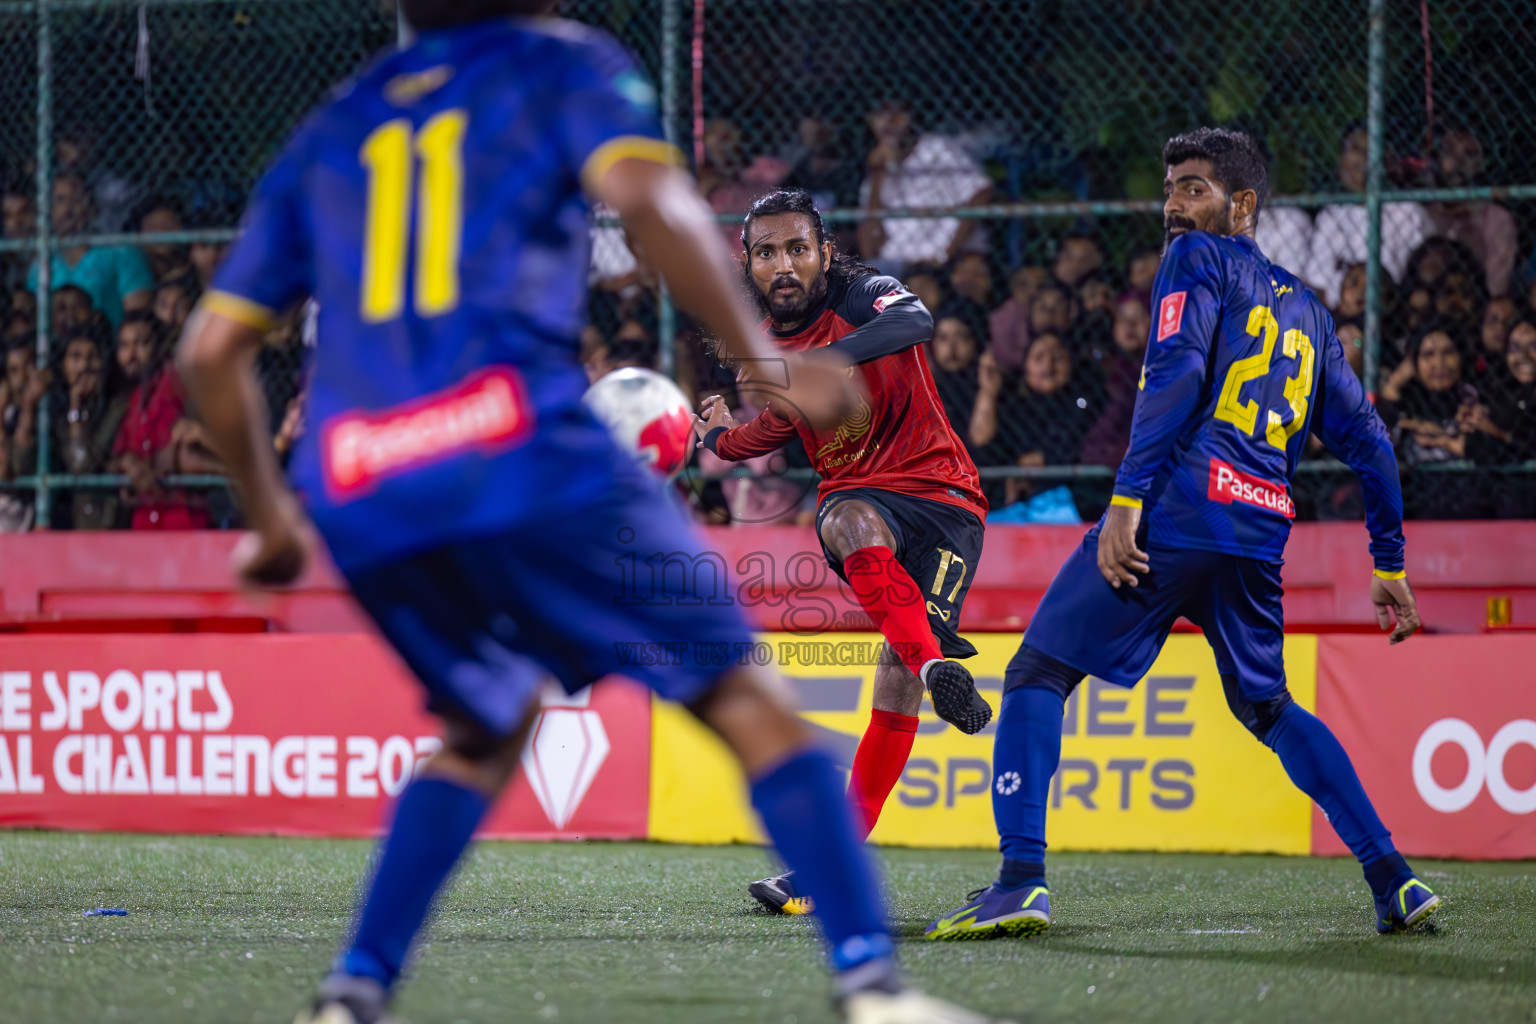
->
xmin=176 ymin=313 xmax=288 ymax=523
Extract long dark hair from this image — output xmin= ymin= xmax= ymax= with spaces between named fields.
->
xmin=738 ymin=188 xmax=877 ymax=321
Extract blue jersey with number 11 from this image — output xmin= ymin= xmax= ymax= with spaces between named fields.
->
xmin=1111 ymin=231 xmax=1405 ymax=573
xmin=205 ymin=18 xmax=680 ymax=573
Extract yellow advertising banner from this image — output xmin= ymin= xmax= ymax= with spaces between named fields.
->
xmin=649 ymin=633 xmax=1317 ymax=853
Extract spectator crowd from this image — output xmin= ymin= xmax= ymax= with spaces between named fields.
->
xmin=2 ymin=113 xmax=1534 ymax=531
xmin=0 ymin=153 xmax=309 ymax=531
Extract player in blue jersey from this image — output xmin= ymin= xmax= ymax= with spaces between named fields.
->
xmin=176 ymin=4 xmax=999 ymax=1023
xmin=926 ymin=128 xmax=1439 ymax=942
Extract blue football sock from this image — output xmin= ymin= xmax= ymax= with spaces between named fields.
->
xmin=751 ymin=749 xmax=892 ymax=973
xmin=339 ymin=776 xmax=489 ymax=989
xmin=997 ymin=858 xmax=1046 ymax=891
xmin=1263 ymin=702 xmax=1394 ymax=866
xmin=993 ymin=685 xmax=1066 ymax=867
xmin=1362 ymin=851 xmax=1415 ymax=900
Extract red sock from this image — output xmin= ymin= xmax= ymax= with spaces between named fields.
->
xmin=842 ymin=546 xmax=945 ymax=677
xmin=849 ymin=709 xmax=920 ymax=839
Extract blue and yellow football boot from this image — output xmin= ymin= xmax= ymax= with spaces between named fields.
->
xmin=924 ymin=884 xmax=1050 ymax=940
xmin=748 ymin=870 xmax=815 ymax=916
xmin=292 ymin=974 xmax=399 ymax=1024
xmin=1375 ymin=876 xmax=1440 ymax=933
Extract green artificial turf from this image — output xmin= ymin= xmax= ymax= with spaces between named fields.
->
xmin=0 ymin=833 xmax=1531 ymax=1023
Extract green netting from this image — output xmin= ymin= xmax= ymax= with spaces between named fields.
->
xmin=0 ymin=0 xmax=1532 ymax=530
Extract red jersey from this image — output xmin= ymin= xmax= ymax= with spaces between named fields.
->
xmin=711 ymin=274 xmax=986 ymax=520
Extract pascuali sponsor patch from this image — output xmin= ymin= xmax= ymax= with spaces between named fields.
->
xmin=322 ymin=366 xmax=533 ymax=500
xmin=1207 ymin=458 xmax=1295 ymax=518
xmin=1157 ymin=290 xmax=1187 ymax=341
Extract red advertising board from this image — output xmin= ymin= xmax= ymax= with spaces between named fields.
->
xmin=1313 ymin=635 xmax=1536 ymax=860
xmin=0 ymin=635 xmax=650 ymax=840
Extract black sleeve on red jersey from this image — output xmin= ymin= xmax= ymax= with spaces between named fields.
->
xmin=822 ymin=274 xmax=933 ymax=365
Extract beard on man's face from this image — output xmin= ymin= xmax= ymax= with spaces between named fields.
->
xmin=765 ymin=271 xmax=828 ymax=321
xmin=1163 ymin=204 xmax=1234 ymax=251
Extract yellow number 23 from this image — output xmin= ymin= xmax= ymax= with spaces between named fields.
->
xmin=1213 ymin=304 xmax=1315 ymax=451
xmin=359 ymin=109 xmax=468 ymax=323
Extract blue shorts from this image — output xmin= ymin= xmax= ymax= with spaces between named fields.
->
xmin=1023 ymin=525 xmax=1287 ymax=700
xmin=346 ymin=475 xmax=755 ymax=738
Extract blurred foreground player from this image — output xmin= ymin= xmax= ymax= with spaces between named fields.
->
xmin=695 ymin=189 xmax=991 ymax=916
xmin=928 ymin=128 xmax=1438 ymax=941
xmin=177 ymin=4 xmax=1000 ymax=1022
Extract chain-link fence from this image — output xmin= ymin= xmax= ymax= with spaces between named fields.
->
xmin=1 ymin=0 xmax=1532 ymax=530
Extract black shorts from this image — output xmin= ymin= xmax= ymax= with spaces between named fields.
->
xmin=817 ymin=488 xmax=985 ymax=659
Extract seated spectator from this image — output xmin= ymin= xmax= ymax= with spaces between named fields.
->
xmin=609 ymin=318 xmax=658 ymax=370
xmin=109 ymin=312 xmax=211 ymax=529
xmin=1481 ymin=296 xmax=1520 ymax=360
xmin=1385 ymin=239 xmax=1479 ymax=368
xmin=1378 ymin=322 xmax=1474 ymax=462
xmin=3 ymin=338 xmax=31 ymax=445
xmin=8 ymin=287 xmax=35 ymax=334
xmin=1126 ymin=249 xmax=1161 ymax=293
xmin=1028 ymin=281 xmax=1077 ymax=339
xmin=28 ymin=173 xmax=154 ymax=329
xmin=903 ymin=262 xmax=949 ymax=315
xmin=1072 ymin=272 xmax=1116 ymax=371
xmin=1305 ymin=123 xmax=1430 ymax=308
xmin=987 ymin=264 xmax=1048 ymax=372
xmin=136 ymin=197 xmax=190 ymax=282
xmin=699 ymin=118 xmax=788 ymax=253
xmin=1376 ymin=320 xmax=1494 ymax=518
xmin=1052 ymin=232 xmax=1104 ymax=290
xmin=971 ymin=332 xmax=1094 ymax=466
xmin=1433 ymin=252 xmax=1487 ymax=339
xmin=694 ymin=400 xmax=808 ymax=526
xmin=1335 ymin=263 xmax=1367 ymax=323
xmin=188 ymin=237 xmax=229 ymax=295
xmin=3 ymin=339 xmax=46 ymax=479
xmin=927 ymin=303 xmax=985 ymax=446
xmin=17 ymin=329 xmax=129 ymax=528
xmin=51 ymin=284 xmax=96 ymax=339
xmin=2 ymin=184 xmax=36 ymax=291
xmin=1474 ymin=319 xmax=1536 ymax=516
xmin=1461 ymin=317 xmax=1536 ymax=460
xmin=782 ymin=117 xmax=862 ymax=212
xmin=56 ymin=132 xmax=143 ymax=233
xmin=1427 ymin=124 xmax=1517 ymax=298
xmin=859 ymin=100 xmax=993 ymax=273
xmin=947 ymin=252 xmax=994 ymax=308
xmin=1077 ymin=272 xmax=1114 ymax=318
xmin=153 ymin=271 xmax=198 ymax=338
xmin=1081 ymin=291 xmax=1150 ymax=468
xmin=1336 ymin=321 xmax=1366 ymax=379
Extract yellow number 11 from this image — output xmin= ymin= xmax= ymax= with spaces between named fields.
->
xmin=359 ymin=109 xmax=468 ymax=323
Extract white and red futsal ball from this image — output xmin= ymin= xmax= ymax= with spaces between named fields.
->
xmin=583 ymin=367 xmax=696 ymax=479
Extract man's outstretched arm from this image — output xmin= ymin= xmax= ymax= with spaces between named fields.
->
xmin=1312 ymin=315 xmax=1418 ymax=643
xmin=178 ymin=309 xmax=309 ymax=586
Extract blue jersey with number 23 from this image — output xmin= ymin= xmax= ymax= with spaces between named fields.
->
xmin=1112 ymin=231 xmax=1405 ymax=573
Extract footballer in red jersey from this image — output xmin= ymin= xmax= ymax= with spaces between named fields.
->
xmin=695 ymin=189 xmax=991 ymax=916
